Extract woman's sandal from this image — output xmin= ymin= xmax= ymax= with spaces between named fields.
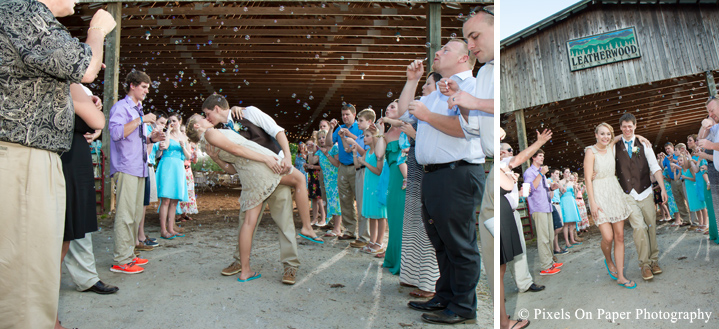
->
xmin=617 ymin=279 xmax=637 ymax=289
xmin=604 ymin=260 xmax=618 ymax=280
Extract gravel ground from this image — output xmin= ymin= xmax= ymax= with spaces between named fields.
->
xmin=504 ymin=219 xmax=719 ymax=328
xmin=58 ymin=187 xmax=492 ymax=328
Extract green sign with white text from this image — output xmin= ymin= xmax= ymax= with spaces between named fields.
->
xmin=566 ymin=27 xmax=641 ymax=72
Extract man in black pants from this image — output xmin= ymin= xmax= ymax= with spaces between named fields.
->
xmin=396 ymin=38 xmax=485 ymax=326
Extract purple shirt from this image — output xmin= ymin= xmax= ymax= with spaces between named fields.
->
xmin=523 ymin=165 xmax=552 ymax=215
xmin=109 ymin=95 xmax=148 ymax=178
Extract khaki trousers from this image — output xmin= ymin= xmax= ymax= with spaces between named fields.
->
xmin=64 ymin=233 xmax=101 ymax=291
xmin=509 ymin=210 xmax=534 ymax=292
xmin=532 ymin=212 xmax=554 ymax=271
xmin=624 ymin=194 xmax=658 ymax=267
xmin=354 ymin=167 xmax=370 ymax=242
xmin=0 ymin=141 xmax=65 ymax=329
xmin=113 ymin=172 xmax=145 ymax=265
xmin=233 ymin=185 xmax=300 ymax=268
xmin=670 ymin=179 xmax=690 ymax=220
xmin=337 ymin=164 xmax=358 ymax=236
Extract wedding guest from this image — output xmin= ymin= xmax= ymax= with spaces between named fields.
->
xmin=178 ymin=124 xmax=199 ymax=221
xmin=305 ymin=136 xmax=326 ymax=226
xmin=663 ymin=142 xmax=690 ymax=226
xmin=57 ymin=84 xmax=110 ymax=328
xmin=156 ymin=114 xmax=191 ymax=239
xmin=328 ymin=104 xmax=370 ymax=244
xmin=584 ymin=123 xmax=635 ymax=289
xmin=311 ymin=130 xmax=343 ymax=237
xmin=558 ymin=169 xmax=582 ymax=249
xmin=573 ymin=173 xmax=590 ymax=234
xmin=355 ymin=129 xmax=388 ymax=255
xmin=399 ymin=38 xmax=484 ymax=324
xmin=524 ymin=151 xmax=562 ymax=276
xmin=697 ymin=98 xmax=719 ymax=243
xmin=0 ymin=2 xmax=115 ymax=326
xmin=687 ymin=134 xmax=711 ymax=233
xmin=109 ymin=71 xmax=165 ymax=274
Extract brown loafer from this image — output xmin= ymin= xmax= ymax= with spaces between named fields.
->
xmin=349 ymin=240 xmax=368 ymax=248
xmin=221 ymin=261 xmax=242 ymax=276
xmin=650 ymin=262 xmax=662 ymax=275
xmin=641 ymin=264 xmax=654 ymax=280
xmin=282 ymin=266 xmax=297 ymax=285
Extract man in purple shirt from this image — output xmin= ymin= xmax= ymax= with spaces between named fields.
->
xmin=109 ymin=71 xmax=165 ymax=274
xmin=523 ymin=150 xmax=562 ymax=276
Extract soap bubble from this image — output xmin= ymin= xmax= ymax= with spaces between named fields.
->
xmin=425 ymin=42 xmax=431 ymax=48
xmin=279 ymin=6 xmax=285 ymax=11
xmin=387 ymin=92 xmax=393 ymax=97
xmin=245 ymin=35 xmax=250 ymax=40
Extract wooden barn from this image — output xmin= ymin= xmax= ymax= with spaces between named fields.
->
xmin=500 ymin=0 xmax=719 ymax=171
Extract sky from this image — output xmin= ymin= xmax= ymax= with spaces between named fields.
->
xmin=500 ymin=0 xmax=582 ymax=40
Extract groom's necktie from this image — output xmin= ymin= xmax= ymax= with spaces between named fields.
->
xmin=625 ymin=140 xmax=632 ymax=158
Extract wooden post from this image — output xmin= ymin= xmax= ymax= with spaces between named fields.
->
xmin=707 ymin=71 xmax=717 ymax=97
xmin=515 ymin=109 xmax=530 ymax=171
xmin=102 ymin=2 xmax=122 ymax=212
xmin=426 ymin=1 xmax=441 ymax=71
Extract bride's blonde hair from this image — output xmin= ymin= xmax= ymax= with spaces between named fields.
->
xmin=594 ymin=122 xmax=614 ymax=140
xmin=185 ymin=114 xmax=204 ymax=144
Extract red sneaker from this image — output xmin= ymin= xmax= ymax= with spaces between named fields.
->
xmin=553 ymin=262 xmax=564 ymax=268
xmin=539 ymin=266 xmax=561 ymax=276
xmin=132 ymin=257 xmax=149 ymax=266
xmin=110 ymin=263 xmax=144 ymax=274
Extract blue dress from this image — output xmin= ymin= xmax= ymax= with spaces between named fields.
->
xmin=560 ymin=184 xmax=581 ymax=223
xmin=362 ymin=151 xmax=387 ymax=219
xmin=683 ymin=168 xmax=706 ymax=211
xmin=294 ymin=153 xmax=308 ymax=181
xmin=156 ymin=139 xmax=188 ymax=201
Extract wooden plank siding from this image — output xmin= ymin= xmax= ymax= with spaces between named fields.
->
xmin=501 ymin=4 xmax=719 ymax=114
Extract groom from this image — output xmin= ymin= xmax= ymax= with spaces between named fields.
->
xmin=614 ymin=113 xmax=667 ymax=281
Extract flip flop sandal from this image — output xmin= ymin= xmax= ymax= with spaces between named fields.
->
xmin=618 ymin=280 xmax=637 ymax=289
xmin=173 ymin=234 xmax=185 ymax=238
xmin=605 ymin=260 xmax=618 ymax=280
xmin=237 ymin=272 xmax=261 ymax=283
xmin=324 ymin=231 xmax=338 ymax=237
xmin=160 ymin=234 xmax=175 ymax=240
xmin=510 ymin=319 xmax=530 ymax=329
xmin=298 ymin=233 xmax=324 ymax=244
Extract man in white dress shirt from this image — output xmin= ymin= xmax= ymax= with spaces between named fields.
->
xmin=614 ymin=113 xmax=667 ymax=281
xmin=399 ymin=9 xmax=492 ymax=323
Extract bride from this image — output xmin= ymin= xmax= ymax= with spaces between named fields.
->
xmin=186 ymin=114 xmax=322 ymax=281
xmin=584 ymin=122 xmax=636 ymax=289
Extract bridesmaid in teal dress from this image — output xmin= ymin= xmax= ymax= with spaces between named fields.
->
xmin=380 ymin=101 xmax=406 ymax=275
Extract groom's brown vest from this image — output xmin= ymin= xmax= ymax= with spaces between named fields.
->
xmin=231 ymin=117 xmax=282 ymax=155
xmin=615 ymin=139 xmax=651 ymax=194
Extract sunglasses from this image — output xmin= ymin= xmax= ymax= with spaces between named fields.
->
xmin=470 ymin=6 xmax=494 ymax=17
xmin=503 ymin=148 xmax=513 ymax=153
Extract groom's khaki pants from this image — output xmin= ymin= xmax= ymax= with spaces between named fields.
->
xmin=233 ymin=185 xmax=300 ymax=268
xmin=623 ymin=194 xmax=658 ymax=267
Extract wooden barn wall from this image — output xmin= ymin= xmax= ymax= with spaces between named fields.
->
xmin=500 ymin=4 xmax=719 ymax=114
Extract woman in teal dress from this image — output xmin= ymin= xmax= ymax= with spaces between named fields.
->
xmin=380 ymin=101 xmax=406 ymax=275
xmin=156 ymin=114 xmax=191 ymax=239
xmin=688 ymin=134 xmax=713 ymax=234
xmin=357 ymin=130 xmax=388 ymax=254
xmin=559 ymin=169 xmax=582 ymax=248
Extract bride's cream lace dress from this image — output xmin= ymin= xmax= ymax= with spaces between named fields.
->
xmin=586 ymin=145 xmax=631 ymax=226
xmin=200 ymin=129 xmax=287 ymax=212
